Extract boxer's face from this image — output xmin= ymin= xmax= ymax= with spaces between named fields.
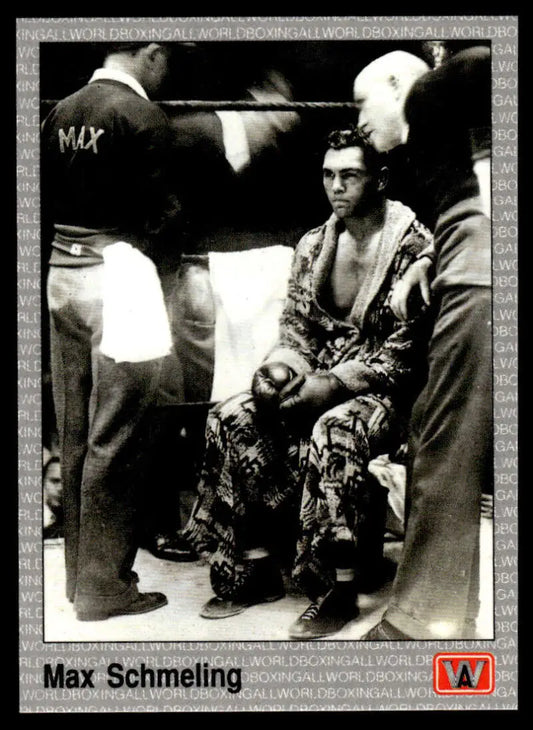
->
xmin=323 ymin=146 xmax=379 ymax=218
xmin=353 ymin=73 xmax=404 ymax=153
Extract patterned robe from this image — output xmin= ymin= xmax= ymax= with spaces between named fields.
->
xmin=184 ymin=200 xmax=433 ymax=600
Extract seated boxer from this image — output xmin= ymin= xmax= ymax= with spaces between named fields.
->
xmin=184 ymin=127 xmax=432 ymax=639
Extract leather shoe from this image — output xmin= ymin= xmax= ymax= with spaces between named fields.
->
xmin=288 ymin=589 xmax=359 ymax=640
xmin=362 ymin=619 xmax=412 ymax=641
xmin=152 ymin=533 xmax=198 ymax=562
xmin=76 ymin=592 xmax=168 ymax=622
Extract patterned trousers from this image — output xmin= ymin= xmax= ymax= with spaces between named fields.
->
xmin=184 ymin=389 xmax=401 ymax=600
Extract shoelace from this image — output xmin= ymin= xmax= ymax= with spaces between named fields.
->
xmin=300 ymin=599 xmax=324 ymax=621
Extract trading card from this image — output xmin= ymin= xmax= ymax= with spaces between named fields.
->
xmin=17 ymin=15 xmax=518 ymax=712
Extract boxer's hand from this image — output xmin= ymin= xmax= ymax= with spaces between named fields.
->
xmin=390 ymin=257 xmax=433 ymax=322
xmin=279 ymin=372 xmax=349 ymax=426
xmin=252 ymin=362 xmax=296 ymax=409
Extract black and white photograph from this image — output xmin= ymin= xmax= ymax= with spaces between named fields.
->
xmin=17 ymin=16 xmax=518 ymax=713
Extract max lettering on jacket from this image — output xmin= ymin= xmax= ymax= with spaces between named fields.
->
xmin=58 ymin=125 xmax=105 ymax=154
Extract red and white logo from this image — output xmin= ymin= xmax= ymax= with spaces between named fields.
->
xmin=433 ymin=653 xmax=495 ymax=695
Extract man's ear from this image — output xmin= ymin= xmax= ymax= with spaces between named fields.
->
xmin=388 ymin=74 xmax=402 ymax=100
xmin=143 ymin=43 xmax=164 ymax=65
xmin=377 ymin=165 xmax=389 ymax=193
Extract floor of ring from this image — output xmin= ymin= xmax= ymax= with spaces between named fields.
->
xmin=43 ymin=515 xmax=493 ymax=643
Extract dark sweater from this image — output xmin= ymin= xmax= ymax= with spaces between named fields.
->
xmin=41 ymin=77 xmax=181 ymax=266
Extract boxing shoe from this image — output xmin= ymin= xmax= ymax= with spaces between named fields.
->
xmin=151 ymin=532 xmax=198 ymax=562
xmin=288 ymin=587 xmax=359 ymax=640
xmin=200 ymin=559 xmax=285 ymax=619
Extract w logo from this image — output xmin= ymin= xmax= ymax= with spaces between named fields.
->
xmin=434 ymin=653 xmax=495 ymax=694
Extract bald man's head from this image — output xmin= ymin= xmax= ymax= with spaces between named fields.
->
xmin=353 ymin=51 xmax=430 ymax=152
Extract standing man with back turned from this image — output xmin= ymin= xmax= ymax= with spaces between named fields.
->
xmin=353 ymin=47 xmax=492 ymax=639
xmin=41 ymin=42 xmax=181 ymax=621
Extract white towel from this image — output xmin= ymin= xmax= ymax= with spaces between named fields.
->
xmin=100 ymin=241 xmax=172 ymax=363
xmin=209 ymin=245 xmax=293 ymax=401
xmin=368 ymin=454 xmax=406 ymax=529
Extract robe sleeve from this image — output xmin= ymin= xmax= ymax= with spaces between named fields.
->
xmin=265 ymin=229 xmax=321 ymax=375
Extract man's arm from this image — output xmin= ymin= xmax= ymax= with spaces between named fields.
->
xmin=264 ymin=229 xmax=322 ymax=375
xmin=389 ymin=241 xmax=435 ymax=322
xmin=251 ymin=230 xmax=321 ymax=410
xmin=124 ymin=101 xmax=183 ymax=255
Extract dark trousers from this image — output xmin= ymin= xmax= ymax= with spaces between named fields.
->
xmin=47 ymin=264 xmax=163 ymax=614
xmin=385 ymin=285 xmax=492 ymax=638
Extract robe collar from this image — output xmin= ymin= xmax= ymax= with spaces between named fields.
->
xmin=312 ymin=199 xmax=416 ymax=328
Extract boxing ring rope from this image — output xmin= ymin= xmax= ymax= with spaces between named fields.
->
xmin=42 ymin=100 xmax=359 ymax=111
